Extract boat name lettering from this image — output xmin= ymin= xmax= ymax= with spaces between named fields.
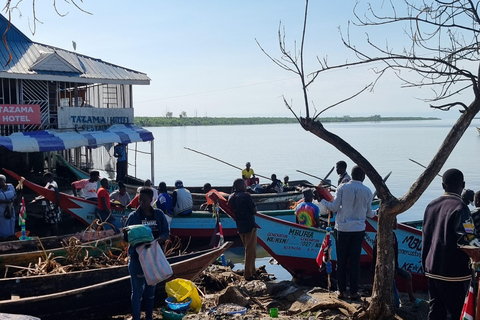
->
xmin=398 ymin=248 xmax=421 ymax=258
xmin=267 ymin=232 xmax=287 ymax=238
xmin=288 ymin=229 xmax=313 ymax=238
xmin=70 ymin=116 xmax=129 ymax=125
xmin=300 ymin=237 xmax=319 ymax=243
xmin=400 ymin=261 xmax=423 ymax=274
xmin=283 ymin=245 xmax=301 ymax=251
xmin=401 ymin=235 xmax=422 ymax=251
xmin=266 ymin=236 xmax=288 ymax=244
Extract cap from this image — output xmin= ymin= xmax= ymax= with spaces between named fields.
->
xmin=246 ymin=162 xmax=251 ymax=166
xmin=175 ymin=180 xmax=183 ymax=188
xmin=203 ymin=183 xmax=212 ymax=191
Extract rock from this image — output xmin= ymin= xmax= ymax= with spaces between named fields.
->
xmin=274 ymin=284 xmax=305 ymax=302
xmin=215 ymin=286 xmax=249 ymax=307
xmin=244 ymin=280 xmax=267 ymax=297
xmin=288 ymin=293 xmax=320 ymax=313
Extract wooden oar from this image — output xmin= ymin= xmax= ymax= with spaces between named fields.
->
xmin=183 ymin=147 xmax=272 ymax=181
xmin=296 ymin=169 xmax=336 ymax=188
xmin=372 ymin=171 xmax=392 ymax=199
xmin=408 ymin=158 xmax=443 ymax=178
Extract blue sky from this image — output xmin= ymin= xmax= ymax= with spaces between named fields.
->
xmin=5 ymin=1 xmax=470 ymax=118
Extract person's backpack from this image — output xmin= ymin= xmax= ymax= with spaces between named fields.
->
xmin=122 ymin=224 xmax=154 ymax=246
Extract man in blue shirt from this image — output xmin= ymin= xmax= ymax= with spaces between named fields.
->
xmin=320 ymin=165 xmax=375 ymax=300
xmin=114 ymin=143 xmax=127 ymax=182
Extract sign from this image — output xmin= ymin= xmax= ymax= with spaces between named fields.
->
xmin=57 ymin=107 xmax=134 ymax=129
xmin=0 ymin=104 xmax=41 ymax=125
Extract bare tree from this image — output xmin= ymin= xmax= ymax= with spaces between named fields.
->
xmin=259 ymin=0 xmax=480 ymax=318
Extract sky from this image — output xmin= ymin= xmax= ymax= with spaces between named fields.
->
xmin=4 ymin=1 xmax=473 ymax=119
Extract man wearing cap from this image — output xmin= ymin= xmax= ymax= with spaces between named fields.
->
xmin=422 ymin=168 xmax=476 ymax=320
xmin=242 ymin=162 xmax=257 ymax=186
xmin=172 ymin=180 xmax=193 ymax=216
xmin=200 ymin=183 xmax=227 ymax=212
xmin=295 ymin=189 xmax=320 ymax=228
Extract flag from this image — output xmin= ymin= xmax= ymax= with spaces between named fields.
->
xmin=209 ymin=214 xmax=224 ymax=248
xmin=316 ymin=232 xmax=331 ymax=269
xmin=18 ymin=196 xmax=26 ymax=225
xmin=460 ymin=279 xmax=475 ymax=320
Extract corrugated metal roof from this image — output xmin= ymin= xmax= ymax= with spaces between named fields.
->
xmin=0 ymin=14 xmax=150 ymax=85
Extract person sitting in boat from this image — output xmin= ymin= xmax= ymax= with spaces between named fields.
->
xmin=71 ymin=170 xmax=100 ymax=201
xmin=242 ymin=162 xmax=258 ymax=186
xmin=109 ymin=181 xmax=131 ymax=207
xmin=335 ymin=161 xmax=351 ymax=187
xmin=124 ymin=187 xmax=169 ymax=320
xmin=156 ymin=181 xmax=173 ymax=226
xmin=282 ymin=175 xmax=295 ymax=192
xmin=200 ymin=183 xmax=228 ymax=212
xmin=95 ymin=178 xmax=116 ymax=230
xmin=0 ymin=174 xmax=16 ymax=239
xmin=295 ymin=188 xmax=320 ymax=228
xmin=127 ymin=179 xmax=158 ymax=209
xmin=42 ymin=172 xmax=61 ymax=236
xmin=264 ymin=174 xmax=283 ymax=193
xmin=247 ymin=177 xmax=264 ymax=194
xmin=172 ymin=180 xmax=193 ymax=216
xmin=462 ymin=188 xmax=474 ymax=207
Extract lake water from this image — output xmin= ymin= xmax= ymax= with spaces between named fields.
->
xmin=129 ymin=119 xmax=480 ymax=223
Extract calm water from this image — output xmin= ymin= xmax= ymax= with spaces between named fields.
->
xmin=129 ymin=119 xmax=480 ymax=223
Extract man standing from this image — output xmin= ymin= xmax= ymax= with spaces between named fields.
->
xmin=295 ymin=188 xmax=321 ymax=228
xmin=42 ymin=172 xmax=61 ymax=236
xmin=335 ymin=161 xmax=351 ymax=186
xmin=228 ymin=178 xmax=257 ymax=281
xmin=422 ymin=168 xmax=475 ymax=320
xmin=320 ymin=165 xmax=375 ymax=300
xmin=114 ymin=143 xmax=127 ymax=182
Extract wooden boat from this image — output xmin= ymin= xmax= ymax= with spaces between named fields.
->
xmin=0 ymin=229 xmax=115 ymax=255
xmin=3 ymin=168 xmax=298 ymax=244
xmin=0 ymin=233 xmax=124 ymax=273
xmin=0 ymin=241 xmax=232 ymax=320
xmin=209 ymin=192 xmax=427 ymax=292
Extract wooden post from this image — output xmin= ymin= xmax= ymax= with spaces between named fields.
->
xmin=150 ymin=140 xmax=155 ymax=186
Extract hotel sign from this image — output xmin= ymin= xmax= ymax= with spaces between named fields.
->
xmin=0 ymin=104 xmax=41 ymax=125
xmin=57 ymin=107 xmax=134 ymax=129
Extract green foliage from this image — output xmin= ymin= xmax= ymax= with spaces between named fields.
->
xmin=134 ymin=116 xmax=439 ymax=127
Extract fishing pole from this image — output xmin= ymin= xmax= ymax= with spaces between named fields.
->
xmin=296 ymin=169 xmax=336 ymax=188
xmin=372 ymin=171 xmax=392 ymax=199
xmin=408 ymin=158 xmax=443 ymax=178
xmin=183 ymin=147 xmax=272 ymax=181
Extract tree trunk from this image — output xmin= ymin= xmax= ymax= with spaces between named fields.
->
xmin=364 ymin=208 xmax=397 ymax=319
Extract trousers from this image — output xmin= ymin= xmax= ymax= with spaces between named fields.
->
xmin=128 ymin=257 xmax=155 ymax=320
xmin=239 ymin=227 xmax=257 ymax=279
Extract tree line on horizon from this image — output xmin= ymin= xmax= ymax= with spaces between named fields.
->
xmin=134 ymin=115 xmax=439 ymax=127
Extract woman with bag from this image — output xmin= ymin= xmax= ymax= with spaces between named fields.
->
xmin=0 ymin=174 xmax=16 ymax=239
xmin=124 ymin=187 xmax=169 ymax=320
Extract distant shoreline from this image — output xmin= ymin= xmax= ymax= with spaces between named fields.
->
xmin=134 ymin=115 xmax=440 ymax=127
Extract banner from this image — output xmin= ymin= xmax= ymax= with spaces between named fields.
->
xmin=0 ymin=104 xmax=41 ymax=125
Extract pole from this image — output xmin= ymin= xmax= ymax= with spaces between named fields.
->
xmin=408 ymin=158 xmax=443 ymax=178
xmin=150 ymin=141 xmax=155 ymax=186
xmin=184 ymin=147 xmax=272 ymax=181
xmin=296 ymin=169 xmax=336 ymax=188
xmin=372 ymin=171 xmax=392 ymax=199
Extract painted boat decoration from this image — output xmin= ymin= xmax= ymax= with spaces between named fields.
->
xmin=208 ymin=192 xmax=426 ymax=292
xmin=3 ymin=168 xmax=297 ymax=244
xmin=0 ymin=242 xmax=232 ymax=320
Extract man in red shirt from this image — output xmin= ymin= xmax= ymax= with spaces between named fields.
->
xmin=95 ymin=178 xmax=115 ymax=231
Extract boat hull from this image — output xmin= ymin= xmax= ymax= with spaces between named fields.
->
xmin=0 ymin=242 xmax=232 ymax=320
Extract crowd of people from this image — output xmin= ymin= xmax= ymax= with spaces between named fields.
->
xmin=2 ymin=158 xmax=480 ymax=320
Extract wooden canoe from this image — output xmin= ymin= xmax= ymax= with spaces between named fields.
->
xmin=209 ymin=192 xmax=427 ymax=292
xmin=0 ymin=233 xmax=125 ymax=273
xmin=0 ymin=229 xmax=116 ymax=255
xmin=0 ymin=241 xmax=232 ymax=320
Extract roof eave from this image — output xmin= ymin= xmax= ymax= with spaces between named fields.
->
xmin=0 ymin=72 xmax=150 ymax=85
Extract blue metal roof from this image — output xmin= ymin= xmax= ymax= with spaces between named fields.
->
xmin=0 ymin=124 xmax=154 ymax=152
xmin=0 ymin=14 xmax=150 ymax=85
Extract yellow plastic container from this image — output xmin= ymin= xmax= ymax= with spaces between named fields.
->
xmin=165 ymin=278 xmax=202 ymax=312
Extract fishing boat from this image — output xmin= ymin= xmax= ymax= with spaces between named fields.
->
xmin=3 ymin=168 xmax=299 ymax=245
xmin=0 ymin=229 xmax=116 ymax=255
xmin=0 ymin=241 xmax=232 ymax=320
xmin=209 ymin=193 xmax=427 ymax=292
xmin=0 ymin=233 xmax=124 ymax=273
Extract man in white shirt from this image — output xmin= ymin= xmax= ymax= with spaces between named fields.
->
xmin=320 ymin=165 xmax=375 ymax=300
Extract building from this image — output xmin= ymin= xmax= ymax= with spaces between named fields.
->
xmin=0 ymin=14 xmax=154 ymax=181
